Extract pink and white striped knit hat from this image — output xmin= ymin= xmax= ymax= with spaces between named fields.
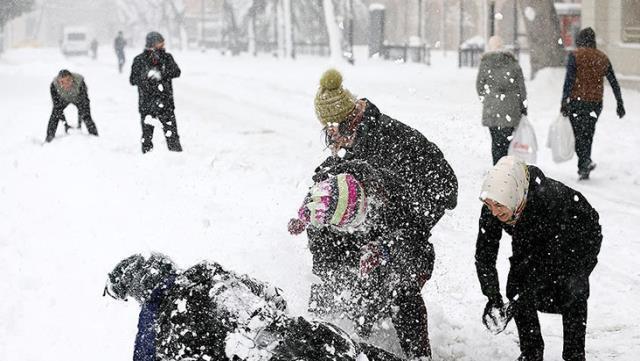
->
xmin=298 ymin=173 xmax=368 ymax=229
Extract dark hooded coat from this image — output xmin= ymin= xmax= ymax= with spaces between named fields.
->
xmin=475 ymin=166 xmax=602 ymax=312
xmin=476 ymin=51 xmax=527 ymax=128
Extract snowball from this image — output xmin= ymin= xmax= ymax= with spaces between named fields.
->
xmin=175 ymin=299 xmax=187 ymax=313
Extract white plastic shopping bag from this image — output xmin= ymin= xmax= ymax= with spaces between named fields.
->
xmin=508 ymin=116 xmax=538 ymax=164
xmin=547 ymin=114 xmax=575 ymax=163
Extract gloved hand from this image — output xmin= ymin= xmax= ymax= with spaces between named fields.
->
xmin=617 ymin=102 xmax=626 ymax=118
xmin=287 ymin=218 xmax=307 ymax=235
xmin=482 ymin=296 xmax=510 ymax=334
xmin=521 ymin=107 xmax=528 ymax=116
xmin=358 ymin=242 xmax=388 ymax=278
xmin=147 ymin=68 xmax=162 ymax=81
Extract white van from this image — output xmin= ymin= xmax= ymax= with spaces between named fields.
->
xmin=61 ymin=26 xmax=90 ymax=56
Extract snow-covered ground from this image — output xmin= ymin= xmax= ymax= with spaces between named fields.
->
xmin=1 ymin=47 xmax=638 ymax=361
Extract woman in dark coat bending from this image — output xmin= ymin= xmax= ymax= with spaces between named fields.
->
xmin=475 ymin=156 xmax=602 ymax=361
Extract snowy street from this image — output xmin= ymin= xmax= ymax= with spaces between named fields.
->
xmin=1 ymin=47 xmax=639 ymax=360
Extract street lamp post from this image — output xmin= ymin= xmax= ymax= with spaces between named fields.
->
xmin=489 ymin=0 xmax=495 ymax=36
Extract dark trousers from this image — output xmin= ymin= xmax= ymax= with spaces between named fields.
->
xmin=391 ymin=280 xmax=431 ymax=359
xmin=140 ymin=112 xmax=182 ymax=153
xmin=117 ymin=51 xmax=125 ymax=73
xmin=47 ymin=100 xmax=98 ymax=141
xmin=489 ymin=127 xmax=515 ymax=165
xmin=568 ymin=101 xmax=602 ymax=175
xmin=513 ymin=297 xmax=588 ymax=361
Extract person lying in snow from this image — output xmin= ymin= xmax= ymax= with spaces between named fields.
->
xmin=475 ymin=156 xmax=602 ymax=361
xmin=288 ymin=160 xmax=436 ymax=361
xmin=104 ymin=252 xmax=405 ymax=361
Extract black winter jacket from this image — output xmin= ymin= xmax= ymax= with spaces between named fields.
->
xmin=130 ymin=49 xmax=181 ymax=116
xmin=475 ymin=166 xmax=602 ymax=313
xmin=152 ymin=262 xmax=285 ymax=361
xmin=308 ymin=100 xmax=457 ymax=281
xmin=315 ymin=100 xmax=458 ymax=232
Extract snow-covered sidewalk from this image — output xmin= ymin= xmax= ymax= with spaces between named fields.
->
xmin=0 ymin=48 xmax=638 ymax=360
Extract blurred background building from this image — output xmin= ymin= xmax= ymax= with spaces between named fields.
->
xmin=1 ymin=0 xmax=639 ymax=87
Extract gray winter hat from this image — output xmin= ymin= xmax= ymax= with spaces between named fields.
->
xmin=145 ymin=31 xmax=165 ymax=48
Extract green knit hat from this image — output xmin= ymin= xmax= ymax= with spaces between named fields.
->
xmin=314 ymin=69 xmax=356 ymax=126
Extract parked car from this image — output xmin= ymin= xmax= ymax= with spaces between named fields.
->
xmin=61 ymin=26 xmax=90 ymax=56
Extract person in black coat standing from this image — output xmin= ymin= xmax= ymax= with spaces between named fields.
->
xmin=475 ymin=156 xmax=602 ymax=361
xmin=130 ymin=31 xmax=182 ymax=153
xmin=46 ymin=69 xmax=99 ymax=142
xmin=294 ymin=69 xmax=458 ymax=360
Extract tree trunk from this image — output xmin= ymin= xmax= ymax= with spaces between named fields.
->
xmin=283 ymin=0 xmax=293 ymax=58
xmin=247 ymin=13 xmax=256 ymax=56
xmin=519 ymin=0 xmax=566 ymax=79
xmin=276 ymin=0 xmax=293 ymax=58
xmin=323 ymin=0 xmax=343 ymax=63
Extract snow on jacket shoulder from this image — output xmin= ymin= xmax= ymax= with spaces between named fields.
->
xmin=153 ymin=261 xmax=285 ymax=361
xmin=346 ymin=100 xmax=458 ymax=227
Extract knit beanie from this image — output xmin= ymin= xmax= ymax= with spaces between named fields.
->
xmin=299 ymin=173 xmax=368 ymax=229
xmin=314 ymin=69 xmax=356 ymax=126
xmin=479 ymin=156 xmax=530 ymax=212
xmin=145 ymin=31 xmax=165 ymax=48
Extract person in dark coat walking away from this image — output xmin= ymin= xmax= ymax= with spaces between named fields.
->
xmin=290 ymin=69 xmax=458 ymax=360
xmin=130 ymin=31 xmax=182 ymax=153
xmin=561 ymin=27 xmax=625 ymax=180
xmin=104 ymin=252 xmax=405 ymax=361
xmin=475 ymin=156 xmax=602 ymax=361
xmin=114 ymin=31 xmax=127 ymax=73
xmin=476 ymin=35 xmax=528 ymax=164
xmin=45 ymin=69 xmax=99 ymax=142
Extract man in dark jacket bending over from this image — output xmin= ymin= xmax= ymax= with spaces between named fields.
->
xmin=46 ymin=69 xmax=99 ymax=142
xmin=475 ymin=156 xmax=602 ymax=361
xmin=130 ymin=31 xmax=182 ymax=153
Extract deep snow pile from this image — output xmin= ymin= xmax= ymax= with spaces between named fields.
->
xmin=0 ymin=47 xmax=639 ymax=361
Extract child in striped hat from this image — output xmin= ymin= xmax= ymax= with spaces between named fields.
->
xmin=288 ymin=173 xmax=368 ymax=235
